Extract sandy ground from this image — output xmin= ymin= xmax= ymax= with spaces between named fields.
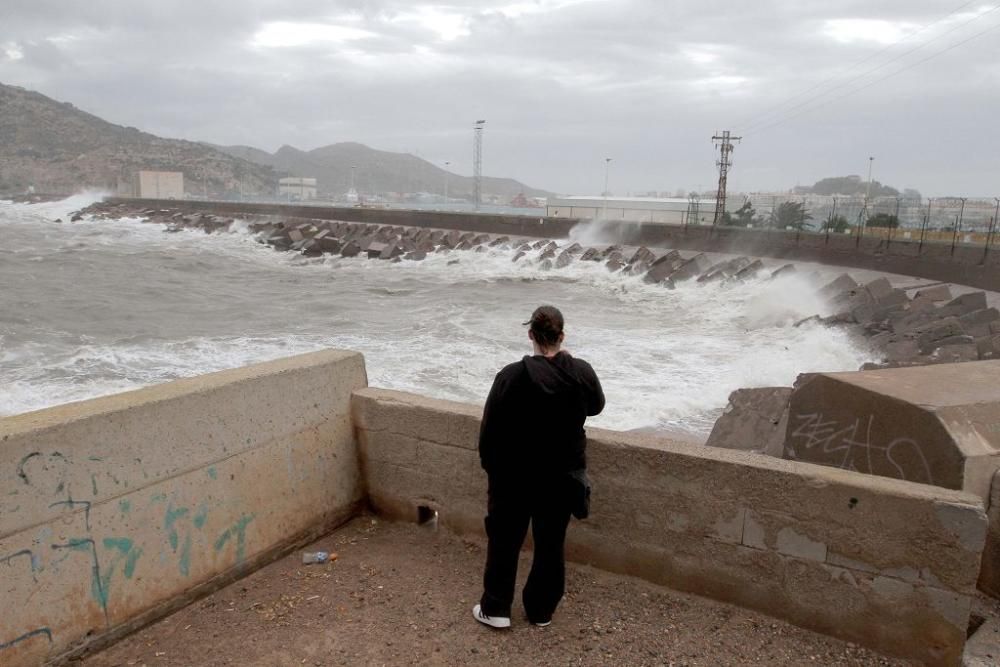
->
xmin=83 ymin=516 xmax=916 ymax=667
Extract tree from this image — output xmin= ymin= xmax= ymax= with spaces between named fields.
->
xmin=822 ymin=215 xmax=850 ymax=233
xmin=770 ymin=201 xmax=813 ymax=230
xmin=720 ymin=201 xmax=758 ymax=227
xmin=866 ymin=212 xmax=899 ymax=228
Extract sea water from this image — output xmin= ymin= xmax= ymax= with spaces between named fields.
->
xmin=0 ymin=194 xmax=872 ymax=436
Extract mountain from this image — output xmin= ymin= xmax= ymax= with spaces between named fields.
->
xmin=213 ymin=141 xmax=553 ymax=200
xmin=0 ymin=82 xmax=276 ymax=196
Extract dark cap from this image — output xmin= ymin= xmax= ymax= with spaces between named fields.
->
xmin=524 ymin=305 xmax=564 ymax=346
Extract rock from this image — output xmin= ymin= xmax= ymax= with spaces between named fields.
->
xmin=930 ymin=343 xmax=979 ymax=363
xmin=705 ymin=387 xmax=792 ymax=457
xmin=976 ymin=336 xmax=1000 ymax=359
xmin=668 ymin=254 xmax=710 ymax=283
xmin=628 ymin=247 xmax=655 ymax=265
xmin=863 ymin=277 xmax=894 ymax=302
xmin=875 ymin=289 xmax=909 ymax=308
xmin=770 ymin=264 xmax=796 ymax=279
xmin=555 ymin=251 xmax=575 ymax=269
xmin=580 ymin=248 xmax=601 ymax=261
xmin=600 ymin=245 xmax=622 ymax=258
xmin=913 ymin=284 xmax=952 ymax=302
xmin=539 ymin=259 xmax=553 ymax=270
xmin=958 ymin=308 xmax=1000 ymax=338
xmin=884 ymin=340 xmax=920 ymax=363
xmin=366 ymin=242 xmax=388 ymax=259
xmin=340 ymin=240 xmax=362 ymax=258
xmin=379 ymin=244 xmax=404 ymax=260
xmin=403 ymin=250 xmax=427 ymax=261
xmin=818 ymin=273 xmax=858 ymax=299
xmin=915 ymin=317 xmax=966 ymax=354
xmin=605 ymin=257 xmax=624 ymax=272
xmin=643 ymin=254 xmax=682 ymax=284
xmin=733 ymin=259 xmax=764 ymax=281
xmin=940 ymin=291 xmax=988 ymax=318
xmin=539 ymin=247 xmax=557 ymax=260
xmin=488 ymin=236 xmax=509 ymax=247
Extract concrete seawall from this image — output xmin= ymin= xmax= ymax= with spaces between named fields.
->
xmin=112 ymin=198 xmax=1000 ymax=291
xmin=353 ymin=388 xmax=988 ymax=666
xmin=0 ymin=350 xmax=367 ymax=666
xmin=1 ymin=351 xmax=995 ymax=666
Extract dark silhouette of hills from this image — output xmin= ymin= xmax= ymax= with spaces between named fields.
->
xmin=0 ymin=82 xmax=274 ymax=195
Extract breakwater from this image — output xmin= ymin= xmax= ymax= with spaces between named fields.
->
xmin=108 ymin=197 xmax=1000 ymax=292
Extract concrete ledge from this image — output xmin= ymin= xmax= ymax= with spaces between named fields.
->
xmin=353 ymin=387 xmax=988 ymax=666
xmin=0 ymin=350 xmax=368 ymax=666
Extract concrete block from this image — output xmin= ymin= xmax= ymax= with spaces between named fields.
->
xmin=705 ymin=387 xmax=791 ymax=457
xmin=784 ymin=362 xmax=1000 ymax=498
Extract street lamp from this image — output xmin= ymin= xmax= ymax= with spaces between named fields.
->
xmin=443 ymin=161 xmax=450 ymax=206
xmin=602 ymin=157 xmax=612 ymax=220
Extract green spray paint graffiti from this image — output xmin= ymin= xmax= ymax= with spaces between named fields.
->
xmin=214 ymin=514 xmax=256 ymax=563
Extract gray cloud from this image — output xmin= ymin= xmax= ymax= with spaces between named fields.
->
xmin=1 ymin=0 xmax=997 ymax=196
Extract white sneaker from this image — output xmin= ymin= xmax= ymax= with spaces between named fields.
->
xmin=533 ymin=620 xmax=551 ymax=627
xmin=472 ymin=604 xmax=511 ymax=629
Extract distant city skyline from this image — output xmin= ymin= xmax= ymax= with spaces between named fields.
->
xmin=1 ymin=1 xmax=998 ymax=197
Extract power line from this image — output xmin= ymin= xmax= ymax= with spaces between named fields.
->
xmin=736 ymin=0 xmax=984 ymax=131
xmin=742 ymin=17 xmax=1000 ymax=137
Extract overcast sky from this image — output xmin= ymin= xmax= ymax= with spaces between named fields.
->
xmin=1 ymin=1 xmax=998 ymax=196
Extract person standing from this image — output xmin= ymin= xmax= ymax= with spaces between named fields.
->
xmin=473 ymin=305 xmax=605 ymax=629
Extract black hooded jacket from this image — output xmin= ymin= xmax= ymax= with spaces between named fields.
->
xmin=478 ymin=352 xmax=605 ymax=476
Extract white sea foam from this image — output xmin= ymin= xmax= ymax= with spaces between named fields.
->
xmin=0 ymin=197 xmax=875 ymax=435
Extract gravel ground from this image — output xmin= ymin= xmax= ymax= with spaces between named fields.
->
xmin=83 ymin=515 xmax=913 ymax=667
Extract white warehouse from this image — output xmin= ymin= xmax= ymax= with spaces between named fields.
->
xmin=546 ymin=196 xmax=738 ymax=225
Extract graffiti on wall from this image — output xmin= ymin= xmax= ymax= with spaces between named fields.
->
xmin=789 ymin=412 xmax=934 ymax=484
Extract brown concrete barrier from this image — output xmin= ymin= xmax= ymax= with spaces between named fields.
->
xmin=784 ymin=361 xmax=1000 ymax=500
xmin=0 ymin=350 xmax=367 ymax=666
xmin=107 ymin=198 xmax=1000 ymax=292
xmin=352 ymin=388 xmax=987 ymax=666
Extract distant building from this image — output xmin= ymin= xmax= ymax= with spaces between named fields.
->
xmin=546 ymin=196 xmax=728 ymax=225
xmin=133 ymin=171 xmax=184 ymax=199
xmin=279 ymin=177 xmax=318 ymax=200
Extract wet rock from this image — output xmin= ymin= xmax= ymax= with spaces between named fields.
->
xmin=958 ymin=308 xmax=1000 ymax=338
xmin=770 ymin=264 xmax=796 ymax=279
xmin=404 ymin=250 xmax=427 ymax=261
xmin=555 ymin=251 xmax=575 ymax=269
xmin=643 ymin=254 xmax=682 ymax=284
xmin=489 ymin=236 xmax=510 ymax=247
xmin=512 ymin=251 xmax=526 ymax=263
xmin=705 ymin=387 xmax=791 ymax=457
xmin=733 ymin=259 xmax=764 ymax=281
xmin=317 ymin=236 xmax=343 ymax=254
xmin=940 ymin=291 xmax=988 ymax=318
xmin=579 ymin=248 xmax=601 ymax=261
xmin=472 ymin=234 xmax=491 ymax=245
xmin=668 ymin=254 xmax=710 ymax=283
xmin=884 ymin=340 xmax=920 ymax=363
xmin=818 ymin=273 xmax=858 ymax=299
xmin=600 ymin=245 xmax=622 ymax=258
xmin=913 ymin=284 xmax=952 ymax=302
xmin=628 ymin=247 xmax=656 ymax=265
xmin=539 ymin=259 xmax=553 ymax=270
xmin=340 ymin=240 xmax=362 ymax=258
xmin=605 ymin=257 xmax=624 ymax=272
xmin=930 ymin=343 xmax=979 ymax=363
xmin=379 ymin=244 xmax=405 ymax=260
xmin=915 ymin=317 xmax=966 ymax=354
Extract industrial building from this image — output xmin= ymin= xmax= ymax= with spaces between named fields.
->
xmin=279 ymin=177 xmax=318 ymax=200
xmin=132 ymin=171 xmax=184 ymax=199
xmin=545 ymin=196 xmax=728 ymax=225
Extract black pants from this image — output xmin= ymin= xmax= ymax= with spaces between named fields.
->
xmin=479 ymin=473 xmax=572 ymax=623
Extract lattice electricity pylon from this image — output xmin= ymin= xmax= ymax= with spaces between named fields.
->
xmin=473 ymin=120 xmax=485 ymax=210
xmin=712 ymin=130 xmax=741 ymax=225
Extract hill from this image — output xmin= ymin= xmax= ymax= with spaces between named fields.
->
xmin=0 ymin=82 xmax=275 ymax=196
xmin=793 ymin=175 xmax=921 ymax=200
xmin=213 ymin=141 xmax=552 ymax=200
